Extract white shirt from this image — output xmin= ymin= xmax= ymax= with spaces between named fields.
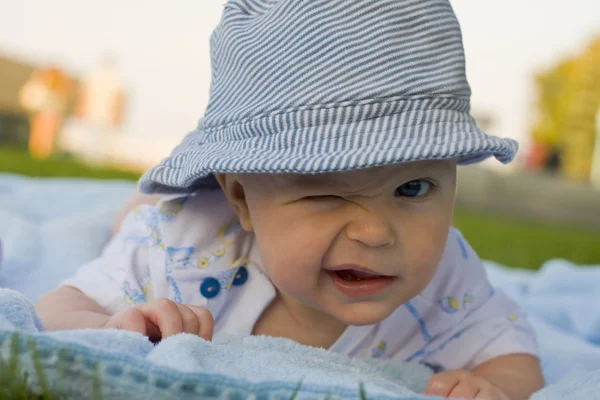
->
xmin=63 ymin=190 xmax=539 ymax=370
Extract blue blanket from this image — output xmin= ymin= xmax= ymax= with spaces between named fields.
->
xmin=1 ymin=173 xmax=599 ymax=399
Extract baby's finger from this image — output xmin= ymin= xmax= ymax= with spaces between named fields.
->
xmin=448 ymin=381 xmax=479 ymax=399
xmin=475 ymin=388 xmax=510 ymax=400
xmin=176 ymin=304 xmax=200 ymax=335
xmin=424 ymin=372 xmax=460 ymax=397
xmin=186 ymin=305 xmax=214 ymax=341
xmin=138 ymin=298 xmax=184 ymax=339
xmin=109 ymin=309 xmax=155 ymax=337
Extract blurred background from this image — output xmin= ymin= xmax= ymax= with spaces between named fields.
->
xmin=0 ymin=0 xmax=599 ymax=268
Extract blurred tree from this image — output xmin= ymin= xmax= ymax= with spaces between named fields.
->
xmin=562 ymin=38 xmax=600 ymax=181
xmin=529 ymin=37 xmax=600 ymax=181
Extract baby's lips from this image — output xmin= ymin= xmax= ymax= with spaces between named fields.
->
xmin=340 ymin=269 xmax=383 ymax=279
xmin=327 ymin=263 xmax=391 ymax=278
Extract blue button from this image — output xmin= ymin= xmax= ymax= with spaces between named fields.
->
xmin=232 ymin=266 xmax=248 ymax=286
xmin=200 ymin=278 xmax=221 ymax=299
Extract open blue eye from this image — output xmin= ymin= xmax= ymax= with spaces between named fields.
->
xmin=395 ymin=180 xmax=431 ymax=198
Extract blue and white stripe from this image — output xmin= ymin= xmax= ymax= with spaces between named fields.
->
xmin=140 ymin=0 xmax=518 ymax=194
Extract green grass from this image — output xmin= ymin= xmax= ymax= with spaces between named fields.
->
xmin=0 ymin=334 xmax=59 ymax=400
xmin=0 ymin=146 xmax=140 ymax=181
xmin=2 ymin=145 xmax=599 ymax=270
xmin=454 ymin=210 xmax=600 ymax=269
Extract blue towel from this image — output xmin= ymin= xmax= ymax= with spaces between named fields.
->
xmin=2 ymin=173 xmax=600 ymax=399
xmin=531 ymin=370 xmax=600 ymax=400
xmin=485 ymin=261 xmax=600 ymax=384
xmin=0 ymin=174 xmax=134 ymax=301
xmin=0 ymin=288 xmax=434 ymax=399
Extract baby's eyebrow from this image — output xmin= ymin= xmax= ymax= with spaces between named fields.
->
xmin=289 ymin=176 xmax=346 ymax=189
xmin=290 ymin=175 xmax=384 ymax=194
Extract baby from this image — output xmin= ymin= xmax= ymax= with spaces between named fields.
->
xmin=35 ymin=1 xmax=544 ymax=399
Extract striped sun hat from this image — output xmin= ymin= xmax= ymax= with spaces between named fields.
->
xmin=139 ymin=0 xmax=518 ymax=194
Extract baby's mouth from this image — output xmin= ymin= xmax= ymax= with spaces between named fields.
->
xmin=326 ymin=265 xmax=395 ymax=297
xmin=334 ymin=269 xmax=385 ymax=281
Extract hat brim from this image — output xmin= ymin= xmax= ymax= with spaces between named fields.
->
xmin=139 ymin=117 xmax=517 ymax=194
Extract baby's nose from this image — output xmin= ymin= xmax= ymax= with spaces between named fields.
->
xmin=345 ymin=214 xmax=395 ymax=248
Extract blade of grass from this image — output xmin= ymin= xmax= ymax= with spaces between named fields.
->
xmin=91 ymin=363 xmax=103 ymax=400
xmin=28 ymin=339 xmax=51 ymax=399
xmin=359 ymin=382 xmax=367 ymax=400
xmin=289 ymin=379 xmax=303 ymax=400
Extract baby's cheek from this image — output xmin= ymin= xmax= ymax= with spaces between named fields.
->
xmin=267 ymin=257 xmax=320 ymax=302
xmin=402 ymin=238 xmax=446 ymax=289
xmin=254 ymin=211 xmax=342 ymax=296
xmin=257 ymin=234 xmax=322 ymax=291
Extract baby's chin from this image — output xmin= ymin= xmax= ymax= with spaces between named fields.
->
xmin=328 ymin=301 xmax=400 ymax=326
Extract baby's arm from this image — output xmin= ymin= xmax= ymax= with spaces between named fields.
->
xmin=35 ymin=286 xmax=111 ymax=330
xmin=426 ymin=354 xmax=543 ymax=400
xmin=36 ymin=286 xmax=214 ymax=341
xmin=36 ymin=202 xmax=213 ymax=341
xmin=420 ymin=230 xmax=544 ymax=399
xmin=472 ymin=353 xmax=543 ymax=399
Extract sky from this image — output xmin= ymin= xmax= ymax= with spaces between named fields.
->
xmin=0 ymin=0 xmax=599 ymax=166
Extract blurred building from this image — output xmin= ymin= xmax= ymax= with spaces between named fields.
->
xmin=0 ymin=55 xmax=155 ymax=172
xmin=59 ymin=56 xmax=126 ymax=165
xmin=0 ymin=55 xmax=34 ymax=146
xmin=58 ymin=57 xmax=178 ymax=172
xmin=19 ymin=65 xmax=74 ymax=159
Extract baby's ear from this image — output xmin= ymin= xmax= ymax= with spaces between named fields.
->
xmin=214 ymin=174 xmax=254 ymax=232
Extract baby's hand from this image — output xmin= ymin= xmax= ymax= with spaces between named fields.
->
xmin=103 ymin=298 xmax=213 ymax=342
xmin=424 ymin=370 xmax=511 ymax=399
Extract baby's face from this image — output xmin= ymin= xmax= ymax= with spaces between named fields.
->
xmin=217 ymin=159 xmax=457 ymax=326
